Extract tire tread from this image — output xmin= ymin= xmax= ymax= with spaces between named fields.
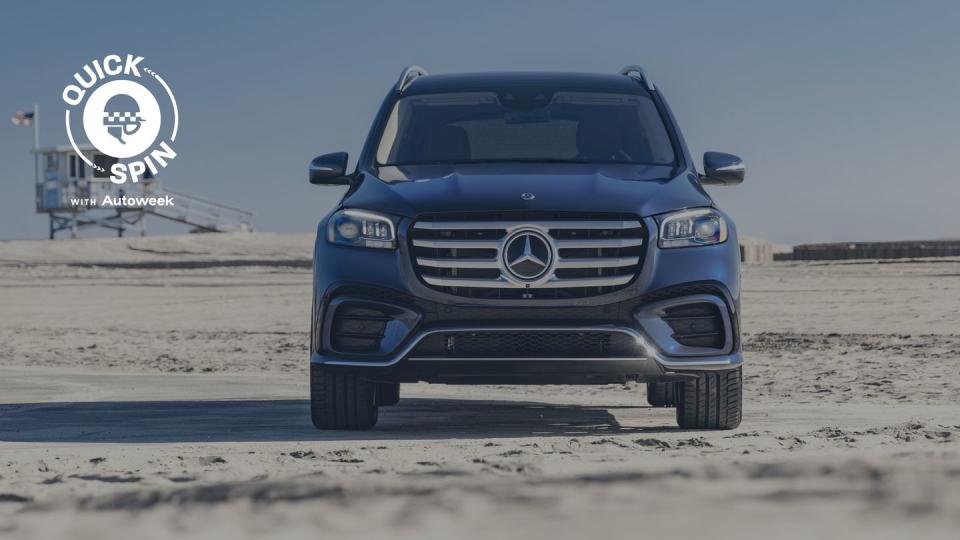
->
xmin=311 ymin=365 xmax=378 ymax=430
xmin=376 ymin=383 xmax=400 ymax=406
xmin=676 ymin=368 xmax=741 ymax=430
xmin=646 ymin=382 xmax=677 ymax=407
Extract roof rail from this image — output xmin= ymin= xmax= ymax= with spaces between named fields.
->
xmin=396 ymin=65 xmax=427 ymax=94
xmin=619 ymin=65 xmax=655 ymax=92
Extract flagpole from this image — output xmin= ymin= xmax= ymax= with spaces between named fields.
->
xmin=33 ymin=103 xmax=40 ymax=190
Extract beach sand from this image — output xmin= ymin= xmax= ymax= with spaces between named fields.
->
xmin=1 ymin=233 xmax=958 ymax=539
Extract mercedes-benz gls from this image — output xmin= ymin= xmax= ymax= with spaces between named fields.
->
xmin=308 ymin=66 xmax=746 ymax=430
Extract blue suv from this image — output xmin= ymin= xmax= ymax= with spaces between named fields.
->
xmin=308 ymin=66 xmax=745 ymax=430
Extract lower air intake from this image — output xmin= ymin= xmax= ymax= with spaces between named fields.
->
xmin=661 ymin=302 xmax=725 ymax=349
xmin=329 ymin=304 xmax=391 ymax=354
xmin=410 ymin=330 xmax=642 ymax=358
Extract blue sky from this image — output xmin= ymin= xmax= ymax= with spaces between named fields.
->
xmin=2 ymin=0 xmax=958 ymax=243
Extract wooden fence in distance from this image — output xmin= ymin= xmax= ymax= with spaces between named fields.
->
xmin=785 ymin=240 xmax=960 ymax=261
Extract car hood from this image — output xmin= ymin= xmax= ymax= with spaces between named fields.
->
xmin=342 ymin=163 xmax=712 ymax=218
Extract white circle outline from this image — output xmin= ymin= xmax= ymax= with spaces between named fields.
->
xmin=65 ymin=59 xmax=179 ymax=171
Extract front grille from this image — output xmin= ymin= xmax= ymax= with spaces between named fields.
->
xmin=410 ymin=212 xmax=645 ymax=299
xmin=411 ymin=330 xmax=642 ymax=358
xmin=329 ymin=303 xmax=391 ymax=353
xmin=662 ymin=302 xmax=725 ymax=348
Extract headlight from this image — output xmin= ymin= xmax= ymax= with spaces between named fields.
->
xmin=658 ymin=208 xmax=728 ymax=249
xmin=327 ymin=209 xmax=396 ymax=249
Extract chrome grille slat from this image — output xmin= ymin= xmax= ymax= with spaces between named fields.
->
xmin=416 ymin=257 xmax=499 ymax=269
xmin=414 ymin=220 xmax=643 ymax=231
xmin=412 ymin=239 xmax=501 ymax=249
xmin=413 ymin=238 xmax=643 ymax=249
xmin=422 ymin=276 xmax=513 ymax=288
xmin=538 ymin=275 xmax=634 ymax=288
xmin=554 ymin=238 xmax=644 ymax=249
xmin=423 ymin=274 xmax=634 ymax=289
xmin=555 ymin=256 xmax=640 ymax=268
xmin=410 ymin=214 xmax=645 ymax=298
xmin=417 ymin=254 xmax=638 ymax=272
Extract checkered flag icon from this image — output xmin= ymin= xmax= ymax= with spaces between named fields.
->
xmin=103 ymin=111 xmax=144 ymax=121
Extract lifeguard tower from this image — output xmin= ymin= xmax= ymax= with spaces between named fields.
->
xmin=35 ymin=145 xmax=253 ymax=239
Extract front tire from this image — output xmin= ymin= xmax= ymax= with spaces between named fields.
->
xmin=646 ymin=382 xmax=677 ymax=407
xmin=376 ymin=382 xmax=400 ymax=406
xmin=675 ymin=368 xmax=742 ymax=430
xmin=310 ymin=364 xmax=379 ymax=430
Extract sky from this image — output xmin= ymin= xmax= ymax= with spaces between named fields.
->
xmin=1 ymin=0 xmax=958 ymax=244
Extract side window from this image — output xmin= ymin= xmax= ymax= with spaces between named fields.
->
xmin=78 ymin=158 xmax=86 ymax=178
xmin=69 ymin=155 xmax=77 ymax=178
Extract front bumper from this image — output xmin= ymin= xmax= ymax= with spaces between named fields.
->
xmin=310 ymin=282 xmax=742 ymax=384
xmin=310 ymin=214 xmax=742 ymax=383
xmin=311 ymin=322 xmax=741 ymax=384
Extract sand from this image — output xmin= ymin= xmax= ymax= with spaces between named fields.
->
xmin=0 ymin=233 xmax=958 ymax=539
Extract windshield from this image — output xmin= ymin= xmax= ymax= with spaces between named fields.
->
xmin=375 ymin=90 xmax=676 ymax=166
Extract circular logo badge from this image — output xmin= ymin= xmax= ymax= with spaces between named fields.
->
xmin=503 ymin=230 xmax=553 ymax=281
xmin=63 ymin=54 xmax=179 ymax=183
xmin=82 ymin=80 xmax=161 ymax=158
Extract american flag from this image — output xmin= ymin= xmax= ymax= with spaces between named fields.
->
xmin=10 ymin=111 xmax=35 ymax=126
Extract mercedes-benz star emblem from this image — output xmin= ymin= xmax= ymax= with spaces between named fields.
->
xmin=503 ymin=231 xmax=553 ymax=281
xmin=521 ymin=192 xmax=535 ymax=201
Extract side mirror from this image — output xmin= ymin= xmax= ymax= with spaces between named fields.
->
xmin=701 ymin=152 xmax=744 ymax=186
xmin=309 ymin=152 xmax=351 ymax=185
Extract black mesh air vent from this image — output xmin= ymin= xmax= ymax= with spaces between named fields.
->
xmin=411 ymin=331 xmax=641 ymax=358
xmin=330 ymin=304 xmax=391 ymax=353
xmin=662 ymin=302 xmax=724 ymax=348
